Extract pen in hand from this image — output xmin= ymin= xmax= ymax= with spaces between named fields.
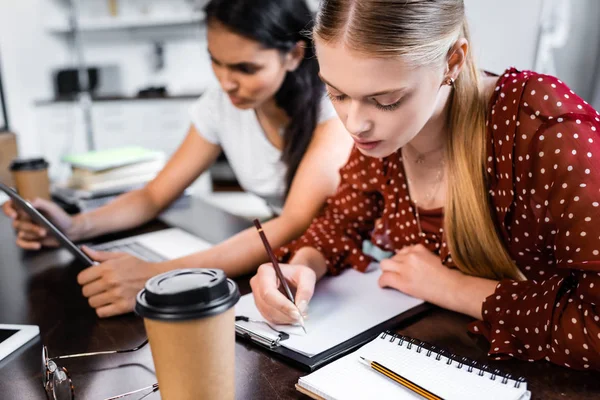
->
xmin=253 ymin=219 xmax=307 ymax=334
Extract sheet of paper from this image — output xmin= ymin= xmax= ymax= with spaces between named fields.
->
xmin=235 ymin=266 xmax=425 ymax=357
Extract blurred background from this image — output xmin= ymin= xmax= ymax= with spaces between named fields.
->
xmin=0 ymin=0 xmax=598 ymax=217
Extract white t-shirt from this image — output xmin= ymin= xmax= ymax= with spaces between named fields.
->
xmin=189 ymin=87 xmax=338 ymax=202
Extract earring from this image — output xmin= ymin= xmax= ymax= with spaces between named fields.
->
xmin=444 ymin=77 xmax=455 ymax=87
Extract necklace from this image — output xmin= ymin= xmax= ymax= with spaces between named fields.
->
xmin=404 ymin=142 xmax=445 ymax=165
xmin=402 ymin=149 xmax=445 ymax=238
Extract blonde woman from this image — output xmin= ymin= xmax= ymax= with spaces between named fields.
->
xmin=250 ymin=0 xmax=600 ymax=370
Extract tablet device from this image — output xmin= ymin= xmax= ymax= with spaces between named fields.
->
xmin=0 ymin=324 xmax=40 ymax=362
xmin=0 ymin=182 xmax=94 ymax=266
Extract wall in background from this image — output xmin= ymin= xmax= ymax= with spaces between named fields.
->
xmin=0 ymin=0 xmax=216 ymax=158
xmin=0 ymin=0 xmax=559 ymax=160
xmin=551 ymin=0 xmax=600 ymax=107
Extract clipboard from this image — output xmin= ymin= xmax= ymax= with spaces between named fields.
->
xmin=235 ymin=301 xmax=430 ymax=371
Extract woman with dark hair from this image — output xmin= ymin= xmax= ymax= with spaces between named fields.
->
xmin=3 ymin=0 xmax=351 ymax=318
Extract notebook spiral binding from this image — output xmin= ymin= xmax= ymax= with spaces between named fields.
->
xmin=380 ymin=331 xmax=527 ymax=389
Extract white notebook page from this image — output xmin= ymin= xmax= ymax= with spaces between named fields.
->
xmin=235 ymin=266 xmax=425 ymax=357
xmin=298 ymin=333 xmax=531 ymax=400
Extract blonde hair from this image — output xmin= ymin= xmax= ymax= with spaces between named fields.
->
xmin=315 ymin=0 xmax=523 ymax=281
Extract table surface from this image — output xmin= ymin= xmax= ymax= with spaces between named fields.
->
xmin=0 ymin=197 xmax=597 ymax=399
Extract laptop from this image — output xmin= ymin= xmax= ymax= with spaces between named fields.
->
xmin=0 ymin=182 xmax=212 ymax=265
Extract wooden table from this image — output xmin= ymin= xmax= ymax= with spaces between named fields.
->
xmin=0 ymin=197 xmax=597 ymax=399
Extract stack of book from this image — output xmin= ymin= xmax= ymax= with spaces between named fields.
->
xmin=62 ymin=146 xmax=165 ymax=194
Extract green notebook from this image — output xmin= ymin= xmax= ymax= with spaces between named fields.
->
xmin=62 ymin=147 xmax=163 ymax=172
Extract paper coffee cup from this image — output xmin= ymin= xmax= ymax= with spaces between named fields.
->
xmin=135 ymin=269 xmax=240 ymax=400
xmin=9 ymin=158 xmax=51 ymax=201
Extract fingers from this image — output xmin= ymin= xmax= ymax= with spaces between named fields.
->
xmin=16 ymin=237 xmax=42 ymax=250
xmin=95 ymin=300 xmax=134 ymax=318
xmin=378 ymin=271 xmax=405 ymax=291
xmin=380 ymin=258 xmax=403 ymax=273
xmin=2 ymin=200 xmax=17 ymax=219
xmin=17 ymin=228 xmax=46 ymax=242
xmin=77 ymin=263 xmax=106 ymax=286
xmin=31 ymin=197 xmax=60 ymax=213
xmin=87 ymin=289 xmax=115 ymax=309
xmin=253 ymin=290 xmax=299 ymax=325
xmin=12 ymin=217 xmax=47 ymax=250
xmin=13 ymin=218 xmax=46 ymax=237
xmin=81 ymin=277 xmax=114 ymax=298
xmin=294 ymin=269 xmax=316 ymax=314
xmin=250 ymin=264 xmax=301 ymax=325
xmin=82 ymin=246 xmax=127 ymax=263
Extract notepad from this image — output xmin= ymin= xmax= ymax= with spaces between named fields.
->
xmin=297 ymin=331 xmax=531 ymax=400
xmin=62 ymin=146 xmax=164 ymax=172
xmin=235 ymin=266 xmax=425 ymax=357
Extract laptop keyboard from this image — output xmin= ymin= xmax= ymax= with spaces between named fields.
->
xmin=92 ymin=241 xmax=167 ymax=263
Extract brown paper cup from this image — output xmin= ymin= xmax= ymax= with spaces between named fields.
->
xmin=10 ymin=158 xmax=51 ymax=201
xmin=144 ymin=307 xmax=235 ymax=400
xmin=136 ymin=269 xmax=240 ymax=400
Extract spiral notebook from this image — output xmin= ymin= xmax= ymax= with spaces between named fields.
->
xmin=297 ymin=331 xmax=531 ymax=400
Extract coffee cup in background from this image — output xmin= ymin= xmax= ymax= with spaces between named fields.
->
xmin=9 ymin=158 xmax=51 ymax=201
xmin=135 ymin=269 xmax=241 ymax=400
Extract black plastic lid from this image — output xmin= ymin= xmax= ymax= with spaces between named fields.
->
xmin=9 ymin=158 xmax=49 ymax=171
xmin=135 ymin=269 xmax=240 ymax=321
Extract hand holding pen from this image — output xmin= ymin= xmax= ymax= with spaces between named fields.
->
xmin=251 ymin=219 xmax=313 ymax=332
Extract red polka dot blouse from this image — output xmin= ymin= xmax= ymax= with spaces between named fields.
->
xmin=277 ymin=68 xmax=600 ymax=371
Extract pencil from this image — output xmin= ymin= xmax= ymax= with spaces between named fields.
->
xmin=253 ymin=219 xmax=307 ymax=334
xmin=360 ymin=357 xmax=443 ymax=400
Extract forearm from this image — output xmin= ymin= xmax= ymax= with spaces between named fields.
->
xmin=443 ymin=270 xmax=498 ymax=320
xmin=71 ymin=188 xmax=163 ymax=240
xmin=153 ymin=214 xmax=315 ymax=277
xmin=290 ymin=247 xmax=328 ymax=280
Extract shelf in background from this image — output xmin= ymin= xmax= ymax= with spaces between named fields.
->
xmin=46 ymin=12 xmax=204 ymax=33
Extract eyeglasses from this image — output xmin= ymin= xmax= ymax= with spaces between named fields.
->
xmin=43 ymin=340 xmax=159 ymax=400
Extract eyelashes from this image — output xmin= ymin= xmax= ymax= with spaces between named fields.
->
xmin=374 ymin=100 xmax=402 ymax=112
xmin=326 ymin=91 xmax=403 ymax=112
xmin=326 ymin=91 xmax=345 ymax=103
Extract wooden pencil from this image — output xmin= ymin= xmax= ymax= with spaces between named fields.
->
xmin=360 ymin=357 xmax=444 ymax=400
xmin=253 ymin=219 xmax=307 ymax=333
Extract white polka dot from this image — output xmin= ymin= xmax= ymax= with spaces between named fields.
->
xmin=557 ymin=101 xmax=562 ymax=107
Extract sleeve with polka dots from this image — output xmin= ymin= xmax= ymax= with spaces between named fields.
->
xmin=472 ymin=76 xmax=600 ymax=371
xmin=276 ymin=147 xmax=385 ymax=275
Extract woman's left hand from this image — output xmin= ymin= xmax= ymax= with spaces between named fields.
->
xmin=77 ymin=247 xmax=164 ymax=318
xmin=379 ymin=244 xmax=464 ymax=307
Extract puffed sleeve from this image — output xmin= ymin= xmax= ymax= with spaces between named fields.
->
xmin=471 ymin=74 xmax=600 ymax=371
xmin=277 ymin=147 xmax=385 ymax=274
